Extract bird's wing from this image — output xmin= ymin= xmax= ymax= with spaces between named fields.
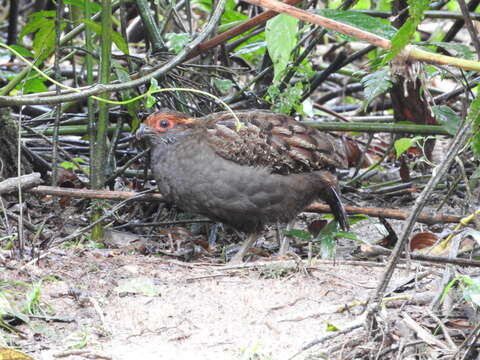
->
xmin=201 ymin=111 xmax=347 ymax=174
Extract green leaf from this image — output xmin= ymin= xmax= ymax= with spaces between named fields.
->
xmin=267 ymin=82 xmax=303 ymax=114
xmin=461 ymin=276 xmax=480 ymax=307
xmin=317 ymin=9 xmax=397 ymax=40
xmin=394 ymin=138 xmax=414 ymax=159
xmin=362 ymin=69 xmax=392 ymax=108
xmin=20 ymin=12 xmax=58 ymax=61
xmin=149 ymin=78 xmax=160 ymax=92
xmin=165 ymin=33 xmax=191 ymax=54
xmin=432 ymin=105 xmax=460 ymax=135
xmin=146 ymin=94 xmax=157 ymax=108
xmin=21 ymin=77 xmax=48 ymax=94
xmin=326 ymin=323 xmax=340 ymax=332
xmin=10 ymin=45 xmax=34 ymax=58
xmin=347 ymin=214 xmax=369 ymax=225
xmin=383 ymin=0 xmax=428 ymax=64
xmin=284 ymin=229 xmax=312 ymax=241
xmin=383 ymin=18 xmax=415 ymax=64
xmin=59 ymin=161 xmax=76 ymax=170
xmin=222 ymin=8 xmax=248 ymax=24
xmin=73 ymin=157 xmax=86 ymax=164
xmin=266 ymin=14 xmax=298 ymax=82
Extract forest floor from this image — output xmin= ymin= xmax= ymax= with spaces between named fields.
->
xmin=2 ymin=212 xmax=473 ymax=360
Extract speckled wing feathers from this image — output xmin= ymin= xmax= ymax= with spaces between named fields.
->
xmin=199 ymin=111 xmax=346 ymax=174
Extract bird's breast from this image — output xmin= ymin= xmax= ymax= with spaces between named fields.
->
xmin=149 ymin=136 xmax=325 ymax=232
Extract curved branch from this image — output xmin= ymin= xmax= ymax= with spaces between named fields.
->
xmin=0 ymin=0 xmax=227 ymax=106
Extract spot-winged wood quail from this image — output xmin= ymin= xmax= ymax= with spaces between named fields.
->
xmin=136 ymin=109 xmax=349 ymax=263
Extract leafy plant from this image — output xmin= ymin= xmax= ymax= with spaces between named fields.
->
xmin=266 ymin=14 xmax=299 ymax=83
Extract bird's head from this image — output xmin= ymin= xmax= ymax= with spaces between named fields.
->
xmin=136 ymin=110 xmax=196 ymax=144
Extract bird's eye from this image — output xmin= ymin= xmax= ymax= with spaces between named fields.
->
xmin=159 ymin=119 xmax=170 ymax=128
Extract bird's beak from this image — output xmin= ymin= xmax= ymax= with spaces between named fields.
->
xmin=135 ymin=123 xmax=155 ymax=140
xmin=135 ymin=124 xmax=146 ymax=140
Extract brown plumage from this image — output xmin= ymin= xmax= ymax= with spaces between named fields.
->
xmin=136 ymin=109 xmax=349 ymax=263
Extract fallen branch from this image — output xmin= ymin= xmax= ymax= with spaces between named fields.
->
xmin=358 ymin=244 xmax=480 ymax=268
xmin=0 ymin=173 xmax=42 ymax=194
xmin=25 ymin=185 xmax=462 ymax=225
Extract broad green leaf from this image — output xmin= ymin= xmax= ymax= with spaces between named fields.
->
xmin=20 ymin=11 xmax=59 ymax=61
xmin=394 ymin=138 xmax=414 ymax=159
xmin=10 ymin=45 xmax=34 ymax=58
xmin=361 ymin=69 xmax=392 ymax=108
xmin=20 ymin=77 xmax=48 ymax=94
xmin=284 ymin=229 xmax=312 ymax=241
xmin=383 ymin=18 xmax=415 ymax=64
xmin=432 ymin=105 xmax=460 ymax=135
xmin=165 ymin=33 xmax=191 ymax=54
xmin=222 ymin=9 xmax=247 ymax=24
xmin=59 ymin=161 xmax=75 ymax=170
xmin=317 ymin=9 xmax=397 ymax=40
xmin=266 ymin=14 xmax=298 ymax=82
xmin=383 ymin=0 xmax=428 ymax=64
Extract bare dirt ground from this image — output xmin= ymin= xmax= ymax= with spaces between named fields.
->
xmin=1 ymin=249 xmax=415 ymax=360
xmin=3 ymin=215 xmax=477 ymax=360
xmin=0 ymin=212 xmax=478 ymax=360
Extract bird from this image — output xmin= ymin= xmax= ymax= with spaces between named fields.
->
xmin=136 ymin=109 xmax=349 ymax=263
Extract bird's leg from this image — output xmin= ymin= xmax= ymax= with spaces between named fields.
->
xmin=278 ymin=220 xmax=295 ymax=256
xmin=229 ymin=232 xmax=259 ymax=264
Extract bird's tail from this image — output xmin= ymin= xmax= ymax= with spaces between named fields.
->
xmin=323 ymin=185 xmax=350 ymax=231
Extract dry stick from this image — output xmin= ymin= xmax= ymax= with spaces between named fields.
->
xmin=457 ymin=0 xmax=480 ymax=60
xmin=368 ymin=119 xmax=472 ymax=317
xmin=241 ymin=0 xmax=480 ymax=71
xmin=360 ymin=244 xmax=480 ymax=268
xmin=50 ymin=190 xmax=156 ymax=246
xmin=289 ymin=324 xmax=363 ymax=359
xmin=0 ymin=173 xmax=42 ymax=194
xmin=188 ymin=0 xmax=303 ymax=59
xmin=455 ymin=320 xmax=480 ymax=360
xmin=25 ymin=185 xmax=463 ymax=225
